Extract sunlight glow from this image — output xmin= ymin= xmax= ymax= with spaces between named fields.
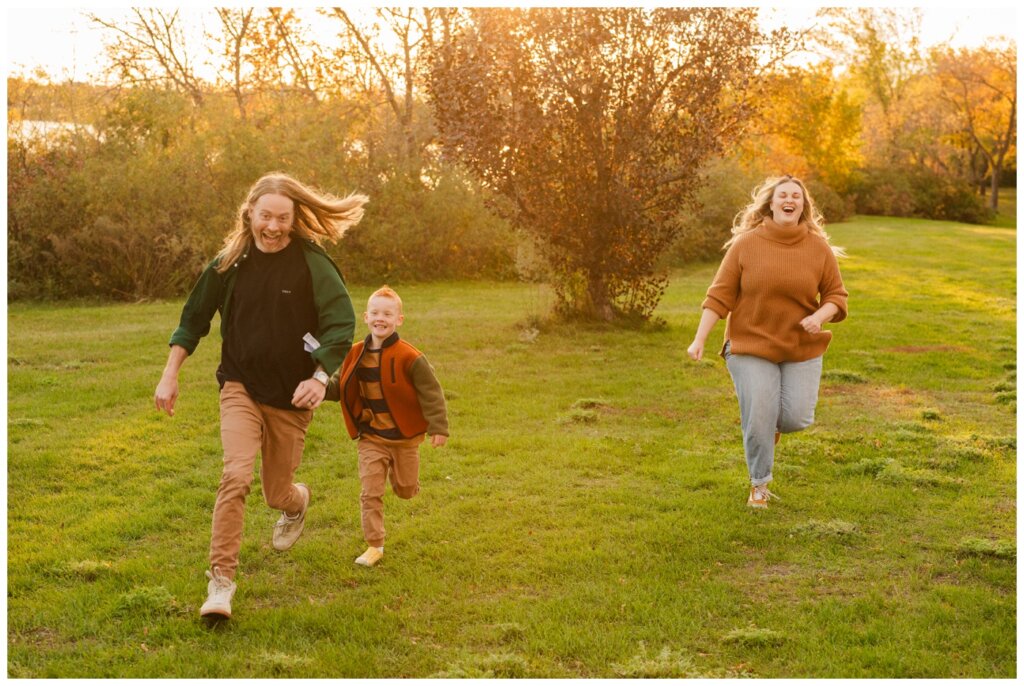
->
xmin=5 ymin=6 xmax=1018 ymax=83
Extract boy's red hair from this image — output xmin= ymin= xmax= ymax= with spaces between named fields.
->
xmin=368 ymin=285 xmax=403 ymax=312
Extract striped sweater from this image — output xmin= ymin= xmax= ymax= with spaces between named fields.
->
xmin=325 ymin=332 xmax=448 ymax=440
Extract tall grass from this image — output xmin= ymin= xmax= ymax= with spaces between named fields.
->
xmin=7 ymin=214 xmax=1015 ymax=677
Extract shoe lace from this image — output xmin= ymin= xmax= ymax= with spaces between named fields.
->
xmin=206 ymin=568 xmax=233 ymax=592
xmin=759 ymin=487 xmax=780 ymax=502
xmin=275 ymin=511 xmax=302 ymax=528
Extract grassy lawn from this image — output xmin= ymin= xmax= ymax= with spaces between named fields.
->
xmin=991 ymin=187 xmax=1017 ymax=228
xmin=6 ymin=214 xmax=1016 ymax=677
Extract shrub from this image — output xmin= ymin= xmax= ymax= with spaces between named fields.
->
xmin=849 ymin=166 xmax=993 ymax=223
xmin=805 ymin=178 xmax=854 ymax=224
xmin=662 ymin=161 xmax=855 ymax=269
xmin=662 ymin=156 xmax=766 ymax=266
xmin=333 ymin=171 xmax=516 ymax=283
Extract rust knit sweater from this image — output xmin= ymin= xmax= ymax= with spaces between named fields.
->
xmin=701 ymin=219 xmax=849 ymax=363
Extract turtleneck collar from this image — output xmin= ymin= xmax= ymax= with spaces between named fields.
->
xmin=756 ymin=218 xmax=809 ymax=245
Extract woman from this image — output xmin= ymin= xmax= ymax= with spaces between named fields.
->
xmin=687 ymin=176 xmax=848 ymax=509
xmin=154 ymin=172 xmax=367 ymax=619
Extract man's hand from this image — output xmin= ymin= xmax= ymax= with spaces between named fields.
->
xmin=291 ymin=378 xmax=328 ymax=410
xmin=155 ymin=376 xmax=179 ymax=417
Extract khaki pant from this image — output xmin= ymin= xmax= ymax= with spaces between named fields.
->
xmin=210 ymin=381 xmax=312 ymax=579
xmin=358 ymin=435 xmax=422 ymax=547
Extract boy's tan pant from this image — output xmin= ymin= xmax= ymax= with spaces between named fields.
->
xmin=211 ymin=381 xmax=312 ymax=580
xmin=358 ymin=435 xmax=422 ymax=547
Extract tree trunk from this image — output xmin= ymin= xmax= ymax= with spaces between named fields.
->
xmin=587 ymin=273 xmax=615 ymax=322
xmin=990 ymin=165 xmax=1001 ymax=211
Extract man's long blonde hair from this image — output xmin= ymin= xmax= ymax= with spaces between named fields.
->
xmin=216 ymin=173 xmax=369 ymax=272
xmin=724 ymin=175 xmax=844 ymax=256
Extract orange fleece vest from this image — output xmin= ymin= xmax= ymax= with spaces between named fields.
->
xmin=338 ymin=335 xmax=428 ymax=440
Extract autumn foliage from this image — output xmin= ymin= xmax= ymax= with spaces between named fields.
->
xmin=426 ymin=8 xmax=790 ymax=321
xmin=6 ymin=8 xmax=1016 ymax=308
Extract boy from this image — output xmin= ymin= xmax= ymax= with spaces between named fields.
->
xmin=325 ymin=286 xmax=448 ymax=566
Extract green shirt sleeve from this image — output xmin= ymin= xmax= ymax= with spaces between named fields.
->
xmin=305 ymin=248 xmax=355 ymax=376
xmin=168 ymin=260 xmax=223 ymax=354
xmin=410 ymin=355 xmax=449 ymax=437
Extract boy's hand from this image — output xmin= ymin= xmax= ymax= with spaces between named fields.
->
xmin=431 ymin=434 xmax=448 ymax=447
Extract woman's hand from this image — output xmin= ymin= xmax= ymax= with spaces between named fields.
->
xmin=800 ymin=315 xmax=823 ymax=334
xmin=431 ymin=434 xmax=448 ymax=448
xmin=802 ymin=303 xmax=839 ymax=334
xmin=688 ymin=309 xmax=721 ymax=362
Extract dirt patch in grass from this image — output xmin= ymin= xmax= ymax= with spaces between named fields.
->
xmin=994 ymin=497 xmax=1016 ymax=513
xmin=731 ymin=558 xmax=866 ymax=601
xmin=11 ymin=626 xmax=61 ymax=648
xmin=604 ymin=405 xmax=689 ymax=421
xmin=820 ymin=384 xmax=918 ymax=412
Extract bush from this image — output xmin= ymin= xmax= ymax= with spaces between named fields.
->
xmin=8 ymin=88 xmax=517 ymax=300
xmin=8 ymin=137 xmax=92 ymax=299
xmin=332 ymin=171 xmax=516 ymax=283
xmin=849 ymin=166 xmax=993 ymax=223
xmin=805 ymin=178 xmax=854 ymax=224
xmin=661 ymin=161 xmax=856 ymax=269
xmin=662 ymin=156 xmax=766 ymax=266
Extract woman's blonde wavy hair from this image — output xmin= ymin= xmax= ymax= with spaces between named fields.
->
xmin=724 ymin=175 xmax=844 ymax=257
xmin=216 ymin=173 xmax=369 ymax=272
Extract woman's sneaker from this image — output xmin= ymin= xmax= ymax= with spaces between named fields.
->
xmin=200 ymin=567 xmax=236 ymax=619
xmin=747 ymin=485 xmax=779 ymax=509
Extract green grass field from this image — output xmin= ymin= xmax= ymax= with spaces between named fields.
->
xmin=7 ymin=214 xmax=1016 ymax=677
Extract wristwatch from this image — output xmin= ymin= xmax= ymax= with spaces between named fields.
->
xmin=312 ymin=370 xmax=329 ymax=386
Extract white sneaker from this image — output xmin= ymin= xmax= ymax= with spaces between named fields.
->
xmin=273 ymin=483 xmax=310 ymax=551
xmin=200 ymin=567 xmax=236 ymax=619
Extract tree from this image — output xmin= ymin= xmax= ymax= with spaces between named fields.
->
xmin=427 ymin=8 xmax=789 ymax=321
xmin=819 ymin=8 xmax=927 ymax=166
xmin=750 ymin=62 xmax=863 ymax=193
xmin=91 ymin=9 xmax=207 ymax=109
xmin=326 ymin=7 xmax=462 ymax=181
xmin=213 ymin=8 xmax=255 ymax=120
xmin=934 ymin=41 xmax=1017 ymax=210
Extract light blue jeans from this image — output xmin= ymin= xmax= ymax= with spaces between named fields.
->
xmin=724 ymin=342 xmax=823 ymax=486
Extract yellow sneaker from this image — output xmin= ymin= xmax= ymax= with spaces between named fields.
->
xmin=355 ymin=546 xmax=384 ymax=567
xmin=747 ymin=485 xmax=779 ymax=509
